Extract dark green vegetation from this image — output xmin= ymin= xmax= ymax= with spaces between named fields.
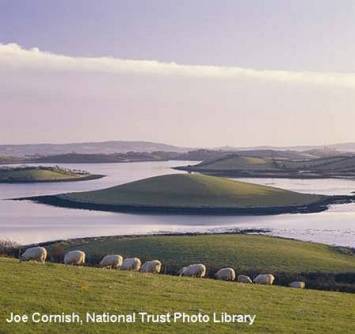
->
xmin=0 ymin=257 xmax=354 ymax=334
xmin=176 ymin=154 xmax=355 ymax=179
xmin=25 ymin=174 xmax=334 ymax=215
xmin=0 ymin=166 xmax=103 ymax=183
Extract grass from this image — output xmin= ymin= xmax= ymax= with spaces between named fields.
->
xmin=50 ymin=234 xmax=355 ymax=274
xmin=0 ymin=166 xmax=102 ymax=183
xmin=183 ymin=154 xmax=355 ymax=176
xmin=0 ymin=256 xmax=354 ymax=334
xmin=58 ymin=174 xmax=323 ymax=208
xmin=196 ymin=155 xmax=277 ymax=170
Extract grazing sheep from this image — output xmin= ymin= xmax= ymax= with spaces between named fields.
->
xmin=179 ymin=264 xmax=206 ymax=278
xmin=253 ymin=274 xmax=275 ymax=285
xmin=64 ymin=250 xmax=86 ymax=265
xmin=177 ymin=266 xmax=187 ymax=276
xmin=215 ymin=268 xmax=236 ymax=281
xmin=141 ymin=260 xmax=162 ymax=274
xmin=99 ymin=255 xmax=123 ymax=269
xmin=121 ymin=257 xmax=141 ymax=271
xmin=237 ymin=275 xmax=253 ymax=284
xmin=289 ymin=281 xmax=305 ymax=289
xmin=20 ymin=247 xmax=47 ymax=263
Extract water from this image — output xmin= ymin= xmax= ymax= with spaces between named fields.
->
xmin=0 ymin=161 xmax=355 ymax=247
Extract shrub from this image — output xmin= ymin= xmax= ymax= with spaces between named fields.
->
xmin=0 ymin=239 xmax=20 ymax=257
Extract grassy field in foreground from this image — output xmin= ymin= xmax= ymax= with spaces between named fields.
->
xmin=0 ymin=257 xmax=354 ymax=334
xmin=51 ymin=234 xmax=355 ymax=274
xmin=59 ymin=174 xmax=323 ymax=208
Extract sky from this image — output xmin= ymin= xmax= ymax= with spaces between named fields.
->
xmin=1 ymin=0 xmax=355 ymax=147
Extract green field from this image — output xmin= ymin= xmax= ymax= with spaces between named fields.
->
xmin=0 ymin=166 xmax=102 ymax=183
xmin=49 ymin=234 xmax=355 ymax=274
xmin=56 ymin=174 xmax=323 ymax=208
xmin=0 ymin=257 xmax=354 ymax=334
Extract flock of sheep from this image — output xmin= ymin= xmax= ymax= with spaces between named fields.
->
xmin=19 ymin=246 xmax=306 ymax=289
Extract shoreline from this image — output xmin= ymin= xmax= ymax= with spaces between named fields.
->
xmin=173 ymin=166 xmax=355 ymax=180
xmin=15 ymin=194 xmax=355 ymax=216
xmin=0 ymin=174 xmax=105 ymax=184
xmin=23 ymin=228 xmax=272 ymax=248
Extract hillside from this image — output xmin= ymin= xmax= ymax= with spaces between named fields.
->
xmin=26 ymin=174 xmax=328 ymax=214
xmin=176 ymin=154 xmax=355 ymax=179
xmin=0 ymin=166 xmax=103 ymax=183
xmin=0 ymin=257 xmax=354 ymax=334
xmin=48 ymin=234 xmax=355 ymax=276
xmin=194 ymin=155 xmax=277 ymax=170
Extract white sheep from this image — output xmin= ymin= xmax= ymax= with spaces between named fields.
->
xmin=141 ymin=260 xmax=162 ymax=274
xmin=289 ymin=281 xmax=305 ymax=289
xmin=237 ymin=275 xmax=253 ymax=284
xmin=20 ymin=247 xmax=47 ymax=263
xmin=99 ymin=255 xmax=123 ymax=269
xmin=179 ymin=264 xmax=206 ymax=278
xmin=121 ymin=257 xmax=141 ymax=271
xmin=215 ymin=267 xmax=236 ymax=281
xmin=64 ymin=250 xmax=86 ymax=265
xmin=253 ymin=274 xmax=275 ymax=285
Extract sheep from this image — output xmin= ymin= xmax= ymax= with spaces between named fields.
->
xmin=121 ymin=257 xmax=141 ymax=271
xmin=253 ymin=274 xmax=275 ymax=285
xmin=20 ymin=247 xmax=47 ymax=263
xmin=141 ymin=260 xmax=162 ymax=274
xmin=237 ymin=275 xmax=253 ymax=284
xmin=177 ymin=266 xmax=187 ymax=276
xmin=289 ymin=281 xmax=305 ymax=289
xmin=64 ymin=250 xmax=86 ymax=265
xmin=99 ymin=255 xmax=123 ymax=269
xmin=179 ymin=264 xmax=206 ymax=278
xmin=215 ymin=267 xmax=236 ymax=281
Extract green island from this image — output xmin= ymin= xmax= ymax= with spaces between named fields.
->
xmin=175 ymin=154 xmax=355 ymax=179
xmin=0 ymin=166 xmax=104 ymax=183
xmin=24 ymin=173 xmax=354 ymax=214
xmin=1 ymin=233 xmax=355 ymax=333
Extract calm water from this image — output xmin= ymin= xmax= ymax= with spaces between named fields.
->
xmin=1 ymin=161 xmax=355 ymax=247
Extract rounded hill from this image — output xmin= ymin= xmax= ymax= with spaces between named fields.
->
xmin=27 ymin=173 xmax=331 ymax=215
xmin=195 ymin=155 xmax=277 ymax=170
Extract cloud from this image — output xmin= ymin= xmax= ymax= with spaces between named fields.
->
xmin=1 ymin=42 xmax=355 ymax=88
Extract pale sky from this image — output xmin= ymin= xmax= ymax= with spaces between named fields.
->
xmin=1 ymin=0 xmax=355 ymax=147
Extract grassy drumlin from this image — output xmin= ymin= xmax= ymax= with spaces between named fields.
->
xmin=24 ymin=173 xmax=346 ymax=215
xmin=0 ymin=166 xmax=104 ymax=183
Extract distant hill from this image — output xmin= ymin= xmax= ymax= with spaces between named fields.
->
xmin=2 ymin=140 xmax=355 ymax=158
xmin=176 ymin=154 xmax=355 ymax=179
xmin=0 ymin=141 xmax=191 ymax=157
xmin=217 ymin=143 xmax=355 ymax=154
xmin=195 ymin=155 xmax=277 ymax=171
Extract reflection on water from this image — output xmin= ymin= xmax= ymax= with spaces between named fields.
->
xmin=0 ymin=161 xmax=355 ymax=246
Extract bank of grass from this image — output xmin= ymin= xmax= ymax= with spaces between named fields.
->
xmin=50 ymin=234 xmax=355 ymax=274
xmin=0 ymin=257 xmax=354 ymax=334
